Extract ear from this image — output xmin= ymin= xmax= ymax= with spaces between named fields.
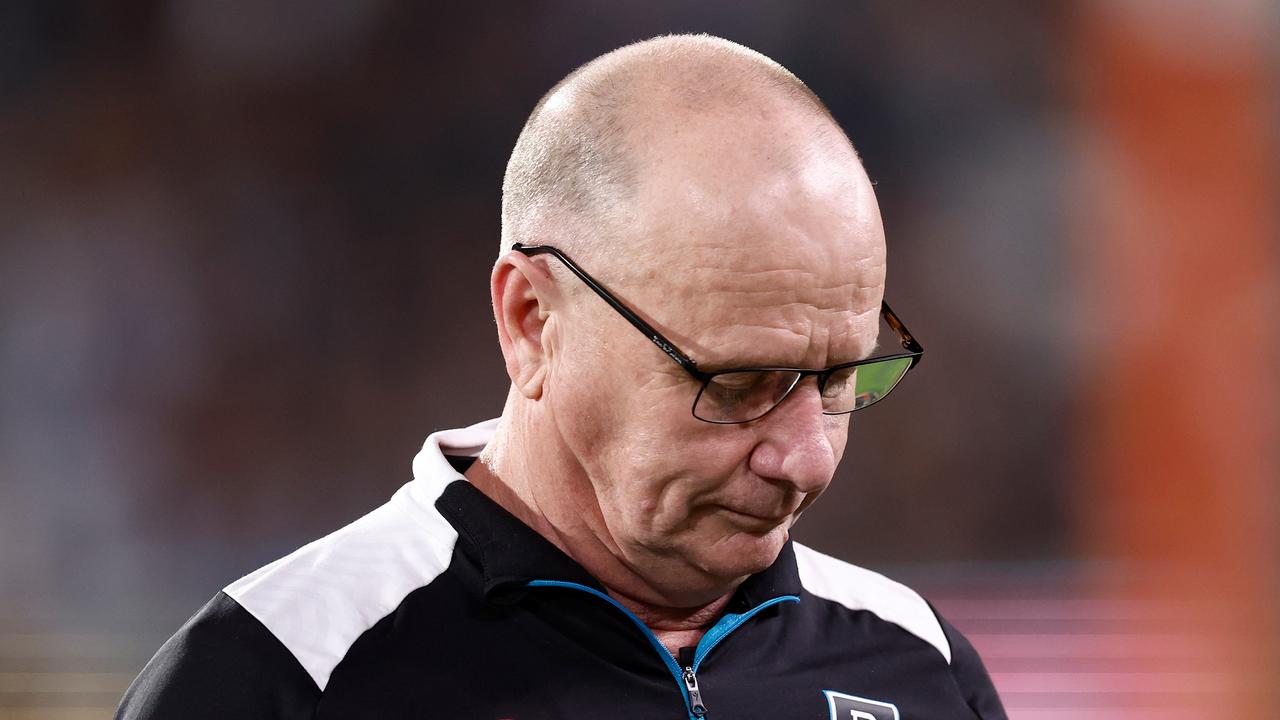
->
xmin=491 ymin=251 xmax=560 ymax=399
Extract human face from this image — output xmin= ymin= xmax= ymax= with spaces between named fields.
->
xmin=544 ymin=115 xmax=887 ymax=600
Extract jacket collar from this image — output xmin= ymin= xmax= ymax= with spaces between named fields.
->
xmin=413 ymin=419 xmax=803 ymax=606
xmin=440 ymin=474 xmax=603 ymax=599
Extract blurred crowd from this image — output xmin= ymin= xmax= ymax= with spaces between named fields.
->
xmin=1 ymin=0 xmax=1071 ymax=622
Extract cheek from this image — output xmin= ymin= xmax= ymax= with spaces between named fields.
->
xmin=549 ymin=339 xmax=764 ymax=528
xmin=630 ymin=429 xmax=759 ymax=522
xmin=548 ymin=331 xmax=663 ymax=460
xmin=556 ymin=375 xmax=704 ymax=518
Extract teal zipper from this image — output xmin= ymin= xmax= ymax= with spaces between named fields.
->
xmin=525 ymin=579 xmax=799 ymax=719
xmin=690 ymin=594 xmax=799 ymax=671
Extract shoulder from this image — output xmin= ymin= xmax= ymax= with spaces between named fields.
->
xmin=118 ymin=427 xmax=481 ymax=718
xmin=223 ymin=478 xmax=462 ymax=692
xmin=791 ymin=542 xmax=1008 ymax=718
xmin=791 ymin=541 xmax=951 ymax=664
xmin=115 ymin=591 xmax=319 ymax=719
xmin=120 ymin=478 xmax=463 ymax=718
xmin=119 ymin=478 xmax=462 ymax=718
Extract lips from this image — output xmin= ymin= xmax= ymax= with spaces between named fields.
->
xmin=720 ymin=506 xmax=793 ymax=527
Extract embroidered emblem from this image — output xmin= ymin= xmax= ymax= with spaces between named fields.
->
xmin=823 ymin=689 xmax=900 ymax=720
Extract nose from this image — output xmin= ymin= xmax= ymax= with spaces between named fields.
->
xmin=746 ymin=378 xmax=838 ymax=495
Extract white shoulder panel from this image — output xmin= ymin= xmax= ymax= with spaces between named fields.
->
xmin=225 ymin=419 xmax=498 ymax=690
xmin=225 ymin=474 xmax=460 ymax=691
xmin=793 ymin=542 xmax=951 ymax=664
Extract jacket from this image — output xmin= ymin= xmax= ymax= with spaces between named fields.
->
xmin=116 ymin=420 xmax=1007 ymax=719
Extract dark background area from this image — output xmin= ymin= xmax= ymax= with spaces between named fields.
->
xmin=1 ymin=0 xmax=1070 ymax=614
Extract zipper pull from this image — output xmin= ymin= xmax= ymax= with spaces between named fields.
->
xmin=678 ymin=647 xmax=707 ymax=718
xmin=682 ymin=666 xmax=707 ymax=717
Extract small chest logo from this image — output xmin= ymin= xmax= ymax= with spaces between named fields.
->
xmin=823 ymin=690 xmax=900 ymax=720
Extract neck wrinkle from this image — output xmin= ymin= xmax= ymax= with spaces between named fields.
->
xmin=607 ymin=586 xmax=734 ymax=633
xmin=469 ymin=403 xmax=737 ymax=630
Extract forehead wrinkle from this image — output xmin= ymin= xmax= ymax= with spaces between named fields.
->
xmin=684 ymin=264 xmax=883 ymax=316
xmin=682 ymin=237 xmax=884 ymax=278
xmin=696 ymin=282 xmax=878 ymax=305
xmin=686 ymin=255 xmax=882 ymax=288
xmin=691 ymin=308 xmax=877 ymax=369
xmin=678 ymin=297 xmax=878 ymax=367
xmin=613 ymin=255 xmax=882 ymax=364
xmin=701 ymin=322 xmax=815 ymax=366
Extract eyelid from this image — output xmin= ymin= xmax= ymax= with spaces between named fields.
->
xmin=704 ymin=341 xmax=880 ymax=373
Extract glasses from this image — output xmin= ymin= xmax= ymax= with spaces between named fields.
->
xmin=512 ymin=243 xmax=924 ymax=424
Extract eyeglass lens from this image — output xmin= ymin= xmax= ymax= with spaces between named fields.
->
xmin=693 ymin=356 xmax=914 ymax=423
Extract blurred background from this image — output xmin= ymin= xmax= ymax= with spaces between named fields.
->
xmin=1 ymin=1 xmax=1276 ymax=717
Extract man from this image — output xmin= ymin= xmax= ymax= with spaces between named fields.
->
xmin=118 ymin=34 xmax=1006 ymax=719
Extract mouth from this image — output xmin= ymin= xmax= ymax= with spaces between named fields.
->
xmin=719 ymin=506 xmax=794 ymax=531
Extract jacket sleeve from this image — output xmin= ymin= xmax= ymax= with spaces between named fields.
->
xmin=937 ymin=611 xmax=1008 ymax=720
xmin=115 ymin=591 xmax=320 ymax=719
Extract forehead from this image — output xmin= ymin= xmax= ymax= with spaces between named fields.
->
xmin=615 ymin=130 xmax=887 ymax=367
xmin=628 ymin=102 xmax=883 ymax=266
xmin=653 ymin=244 xmax=885 ymax=369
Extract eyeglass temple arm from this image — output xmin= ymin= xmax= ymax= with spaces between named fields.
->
xmin=511 ymin=243 xmax=706 ymax=377
xmin=881 ymin=301 xmax=924 ymax=360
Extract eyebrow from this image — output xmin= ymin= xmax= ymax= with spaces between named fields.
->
xmin=697 ymin=339 xmax=881 ymax=373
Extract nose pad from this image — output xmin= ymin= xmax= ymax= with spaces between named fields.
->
xmin=774 ymin=374 xmax=824 ymax=416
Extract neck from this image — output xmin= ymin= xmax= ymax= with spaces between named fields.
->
xmin=464 ymin=403 xmax=736 ymax=654
xmin=605 ymin=587 xmax=735 ymax=657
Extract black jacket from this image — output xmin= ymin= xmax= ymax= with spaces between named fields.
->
xmin=117 ymin=423 xmax=1006 ymax=720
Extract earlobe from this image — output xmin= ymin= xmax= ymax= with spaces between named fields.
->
xmin=491 ymin=253 xmax=556 ymax=400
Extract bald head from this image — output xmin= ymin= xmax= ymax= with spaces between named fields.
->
xmin=500 ymin=34 xmax=859 ymax=267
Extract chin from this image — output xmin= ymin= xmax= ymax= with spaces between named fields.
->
xmin=702 ymin=525 xmax=790 ymax=578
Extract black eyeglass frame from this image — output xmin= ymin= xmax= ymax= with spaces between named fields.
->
xmin=511 ymin=242 xmax=924 ymax=423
